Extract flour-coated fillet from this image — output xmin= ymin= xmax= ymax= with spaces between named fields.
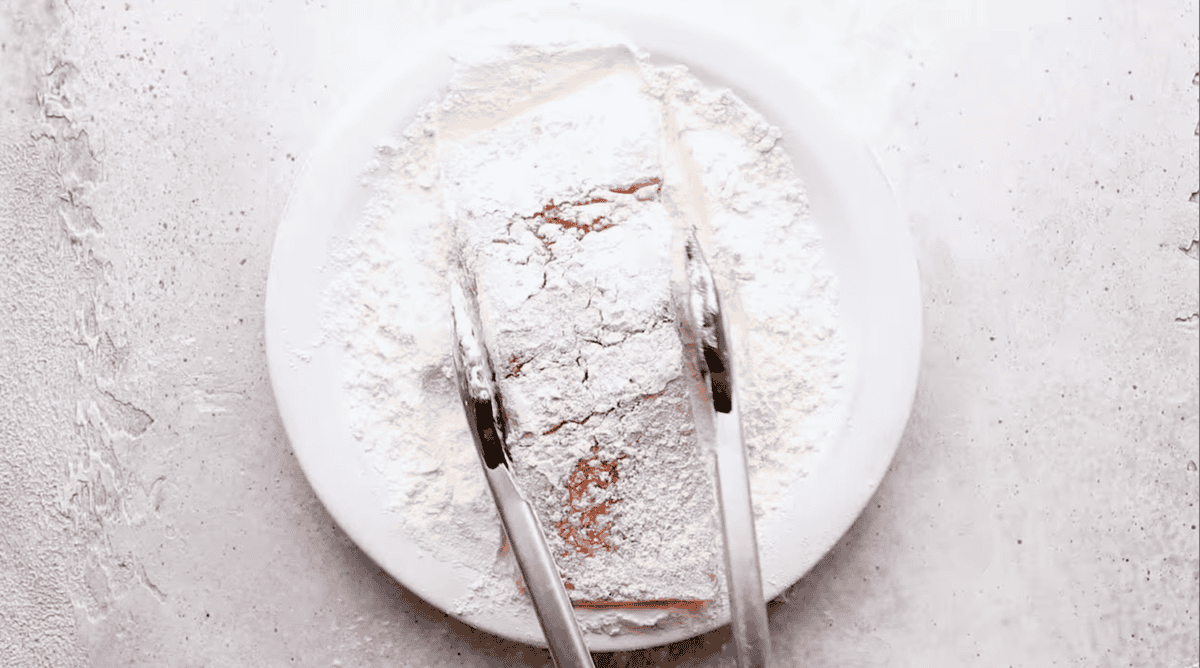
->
xmin=442 ymin=71 xmax=722 ymax=603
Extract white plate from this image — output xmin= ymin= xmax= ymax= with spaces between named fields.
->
xmin=265 ymin=1 xmax=921 ymax=652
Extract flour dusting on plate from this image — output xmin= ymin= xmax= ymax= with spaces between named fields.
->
xmin=318 ymin=27 xmax=845 ymax=635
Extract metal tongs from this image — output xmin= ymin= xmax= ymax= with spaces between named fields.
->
xmin=681 ymin=233 xmax=772 ymax=668
xmin=447 ymin=273 xmax=595 ymax=668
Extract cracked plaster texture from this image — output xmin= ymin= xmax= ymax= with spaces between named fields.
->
xmin=0 ymin=0 xmax=1196 ymax=666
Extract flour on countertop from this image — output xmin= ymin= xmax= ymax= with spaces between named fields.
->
xmin=319 ymin=35 xmax=845 ymax=634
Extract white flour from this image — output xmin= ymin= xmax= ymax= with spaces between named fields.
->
xmin=319 ymin=32 xmax=845 ymax=635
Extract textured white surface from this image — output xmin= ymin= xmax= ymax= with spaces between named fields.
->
xmin=0 ymin=1 xmax=1195 ymax=667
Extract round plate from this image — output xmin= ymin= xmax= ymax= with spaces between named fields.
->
xmin=265 ymin=0 xmax=921 ymax=652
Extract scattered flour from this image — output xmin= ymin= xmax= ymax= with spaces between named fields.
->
xmin=319 ymin=31 xmax=845 ymax=635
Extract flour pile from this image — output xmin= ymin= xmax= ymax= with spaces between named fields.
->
xmin=320 ymin=34 xmax=845 ymax=635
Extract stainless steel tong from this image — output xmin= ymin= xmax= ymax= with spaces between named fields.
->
xmin=447 ymin=273 xmax=595 ymax=668
xmin=447 ymin=233 xmax=766 ymax=667
xmin=682 ymin=233 xmax=772 ymax=668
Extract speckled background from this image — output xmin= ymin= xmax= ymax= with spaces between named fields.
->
xmin=1 ymin=1 xmax=1195 ymax=666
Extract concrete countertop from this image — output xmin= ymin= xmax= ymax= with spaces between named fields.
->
xmin=1 ymin=1 xmax=1195 ymax=666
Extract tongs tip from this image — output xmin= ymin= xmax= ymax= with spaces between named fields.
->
xmin=448 ymin=273 xmax=494 ymax=404
xmin=681 ymin=232 xmax=733 ymax=415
